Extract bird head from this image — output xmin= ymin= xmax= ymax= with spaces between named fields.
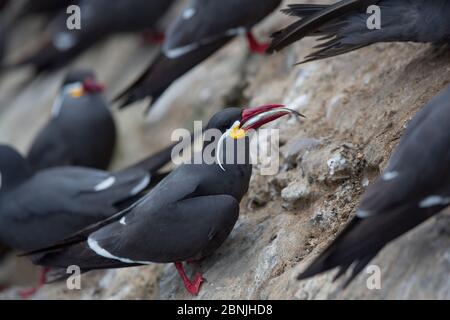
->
xmin=62 ymin=69 xmax=105 ymax=98
xmin=206 ymin=105 xmax=304 ymax=171
xmin=0 ymin=145 xmax=33 ymax=194
xmin=207 ymin=104 xmax=304 ymax=136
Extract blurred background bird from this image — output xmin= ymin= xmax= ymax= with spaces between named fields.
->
xmin=27 ymin=69 xmax=116 ymax=171
xmin=114 ymin=0 xmax=283 ymax=111
xmin=25 ymin=105 xmax=301 ymax=296
xmin=10 ymin=0 xmax=176 ymax=73
xmin=268 ymin=0 xmax=450 ymax=63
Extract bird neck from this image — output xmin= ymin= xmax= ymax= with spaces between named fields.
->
xmin=213 ymin=135 xmax=252 ymax=168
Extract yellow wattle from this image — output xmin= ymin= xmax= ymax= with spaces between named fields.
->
xmin=229 ymin=127 xmax=246 ymax=140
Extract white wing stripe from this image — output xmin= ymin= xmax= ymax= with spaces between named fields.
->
xmin=87 ymin=237 xmax=152 ymax=265
xmin=94 ymin=177 xmax=116 ymax=192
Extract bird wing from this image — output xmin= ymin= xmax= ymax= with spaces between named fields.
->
xmin=268 ymin=0 xmax=380 ymax=53
xmin=1 ymin=167 xmax=150 ymax=249
xmin=298 ymin=202 xmax=443 ymax=285
xmin=23 ymin=165 xmax=201 ymax=256
xmin=114 ymin=37 xmax=231 ymax=109
xmin=269 ymin=0 xmax=450 ymax=63
xmin=162 ymin=0 xmax=281 ymax=57
xmin=12 ymin=0 xmax=175 ymax=72
xmin=86 ymin=194 xmax=239 ymax=265
xmin=298 ymin=87 xmax=450 ymax=284
xmin=359 ymin=88 xmax=450 ymax=216
xmin=29 ymin=194 xmax=239 ymax=271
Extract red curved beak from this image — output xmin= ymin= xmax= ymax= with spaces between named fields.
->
xmin=240 ymin=104 xmax=304 ymax=130
xmin=83 ymin=78 xmax=105 ymax=93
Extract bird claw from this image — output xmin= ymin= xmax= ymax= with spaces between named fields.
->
xmin=19 ymin=287 xmax=38 ymax=299
xmin=185 ymin=273 xmax=204 ymax=296
xmin=246 ymin=32 xmax=270 ymax=54
xmin=175 ymin=262 xmax=205 ymax=296
xmin=18 ymin=267 xmax=49 ymax=299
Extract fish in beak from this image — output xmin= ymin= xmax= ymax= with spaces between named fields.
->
xmin=240 ymin=104 xmax=305 ymax=131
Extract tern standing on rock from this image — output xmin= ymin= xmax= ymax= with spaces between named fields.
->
xmin=27 ymin=104 xmax=303 ymax=296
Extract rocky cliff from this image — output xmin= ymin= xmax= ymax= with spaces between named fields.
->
xmin=1 ymin=0 xmax=450 ymax=299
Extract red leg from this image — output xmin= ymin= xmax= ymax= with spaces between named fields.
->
xmin=141 ymin=30 xmax=165 ymax=45
xmin=19 ymin=267 xmax=50 ymax=299
xmin=246 ymin=32 xmax=270 ymax=54
xmin=175 ymin=262 xmax=204 ymax=296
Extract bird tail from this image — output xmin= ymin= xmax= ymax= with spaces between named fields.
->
xmin=113 ymin=37 xmax=232 ymax=111
xmin=280 ymin=4 xmax=329 ymax=17
xmin=268 ymin=0 xmax=379 ymax=55
xmin=23 ymin=203 xmax=143 ymax=278
xmin=297 ymin=203 xmax=442 ymax=286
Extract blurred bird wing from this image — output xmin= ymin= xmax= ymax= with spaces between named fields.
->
xmin=359 ymin=89 xmax=450 ymax=216
xmin=15 ymin=167 xmax=149 ymax=218
xmin=268 ymin=0 xmax=380 ymax=53
xmin=163 ymin=0 xmax=281 ymax=57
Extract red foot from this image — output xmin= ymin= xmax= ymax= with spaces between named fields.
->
xmin=141 ymin=30 xmax=165 ymax=45
xmin=246 ymin=32 xmax=270 ymax=54
xmin=19 ymin=267 xmax=50 ymax=299
xmin=175 ymin=262 xmax=204 ymax=296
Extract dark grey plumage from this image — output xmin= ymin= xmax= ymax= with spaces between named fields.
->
xmin=269 ymin=0 xmax=450 ymax=63
xmin=13 ymin=0 xmax=175 ymax=72
xmin=115 ymin=0 xmax=282 ymax=109
xmin=16 ymin=0 xmax=77 ymax=19
xmin=298 ymin=85 xmax=450 ymax=286
xmin=27 ymin=70 xmax=116 ymax=171
xmin=28 ymin=108 xmax=249 ymax=267
xmin=25 ymin=105 xmax=300 ymax=295
xmin=0 ymin=145 xmax=152 ymax=252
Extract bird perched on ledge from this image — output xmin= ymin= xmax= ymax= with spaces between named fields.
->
xmin=268 ymin=0 xmax=450 ymax=64
xmin=28 ymin=69 xmax=116 ymax=171
xmin=114 ymin=0 xmax=282 ymax=110
xmin=26 ymin=104 xmax=303 ymax=296
xmin=298 ymin=85 xmax=450 ymax=286
xmin=11 ymin=0 xmax=175 ymax=72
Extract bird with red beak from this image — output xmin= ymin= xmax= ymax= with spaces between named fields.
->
xmin=25 ymin=105 xmax=303 ymax=296
xmin=27 ymin=69 xmax=116 ymax=171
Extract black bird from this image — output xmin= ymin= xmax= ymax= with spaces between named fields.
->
xmin=268 ymin=0 xmax=450 ymax=64
xmin=298 ymin=85 xmax=450 ymax=286
xmin=27 ymin=69 xmax=116 ymax=171
xmin=27 ymin=104 xmax=302 ymax=296
xmin=114 ymin=0 xmax=282 ymax=110
xmin=0 ymin=145 xmax=154 ymax=252
xmin=13 ymin=0 xmax=175 ymax=72
xmin=0 ymin=141 xmax=178 ymax=297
